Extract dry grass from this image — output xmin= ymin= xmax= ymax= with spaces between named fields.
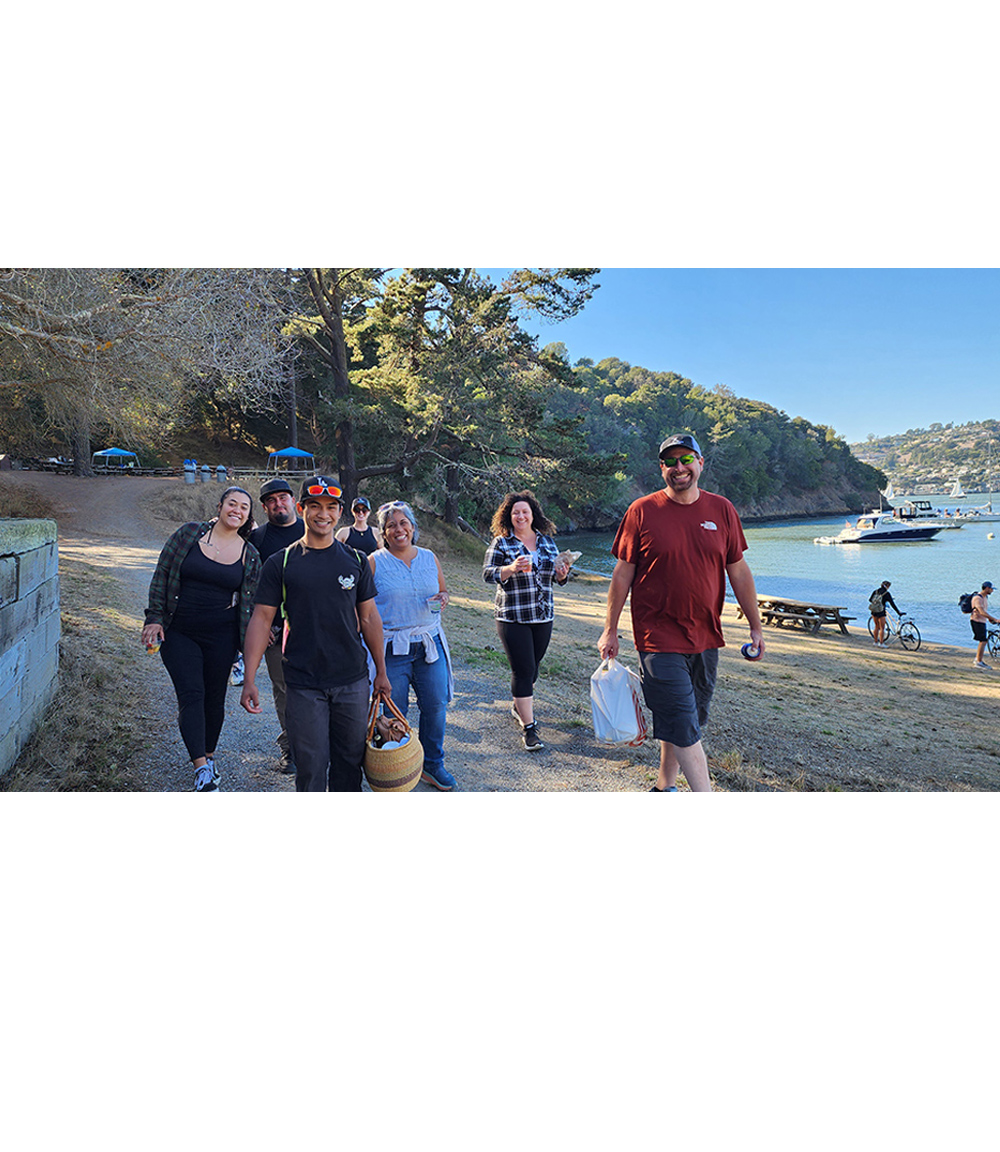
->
xmin=2 ymin=557 xmax=145 ymax=791
xmin=143 ymin=482 xmax=238 ymax=529
xmin=0 ymin=478 xmax=57 ymax=519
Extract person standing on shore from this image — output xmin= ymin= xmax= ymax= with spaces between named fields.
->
xmin=971 ymin=581 xmax=999 ymax=670
xmin=336 ymin=496 xmax=381 ymax=555
xmin=598 ymin=434 xmax=764 ymax=793
xmin=248 ymin=478 xmax=305 ymax=774
xmin=240 ymin=477 xmax=391 ymax=792
xmin=869 ymin=580 xmax=901 ymax=647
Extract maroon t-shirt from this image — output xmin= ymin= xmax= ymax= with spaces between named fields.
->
xmin=612 ymin=488 xmax=747 ymax=653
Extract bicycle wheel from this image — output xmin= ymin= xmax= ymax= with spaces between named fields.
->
xmin=988 ymin=631 xmax=1000 ymax=659
xmin=899 ymin=622 xmax=921 ymax=651
xmin=868 ymin=616 xmax=876 ymax=638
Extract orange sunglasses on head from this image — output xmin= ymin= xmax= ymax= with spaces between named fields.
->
xmin=304 ymin=482 xmax=342 ymax=499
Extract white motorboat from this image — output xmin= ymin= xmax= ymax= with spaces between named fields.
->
xmin=892 ymin=499 xmax=963 ymax=529
xmin=952 ymin=501 xmax=1000 ymax=523
xmin=815 ymin=512 xmax=945 ymax=544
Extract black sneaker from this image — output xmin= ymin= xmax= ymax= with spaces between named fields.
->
xmin=194 ymin=759 xmax=221 ymax=791
xmin=523 ymin=724 xmax=545 ymax=752
xmin=277 ymin=751 xmax=296 ymax=775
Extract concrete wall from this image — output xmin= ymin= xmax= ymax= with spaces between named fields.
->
xmin=0 ymin=520 xmax=60 ymax=776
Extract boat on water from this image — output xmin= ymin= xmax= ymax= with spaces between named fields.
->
xmin=951 ymin=504 xmax=1000 ymax=523
xmin=949 ymin=479 xmax=966 ymax=500
xmin=892 ymin=499 xmax=963 ymax=529
xmin=815 ymin=512 xmax=945 ymax=544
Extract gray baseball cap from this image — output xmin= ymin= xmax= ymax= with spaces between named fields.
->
xmin=659 ymin=433 xmax=702 ymax=459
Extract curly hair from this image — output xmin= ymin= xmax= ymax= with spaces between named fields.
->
xmin=490 ymin=490 xmax=556 ymax=539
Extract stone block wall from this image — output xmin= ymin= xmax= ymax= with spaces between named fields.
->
xmin=0 ymin=520 xmax=60 ymax=776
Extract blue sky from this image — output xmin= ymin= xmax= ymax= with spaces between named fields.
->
xmin=481 ymin=269 xmax=1000 ymax=446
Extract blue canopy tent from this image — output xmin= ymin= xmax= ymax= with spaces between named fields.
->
xmin=266 ymin=446 xmax=316 ymax=473
xmin=92 ymin=447 xmax=139 ymax=469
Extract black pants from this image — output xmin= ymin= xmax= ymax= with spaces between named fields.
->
xmin=284 ymin=677 xmax=369 ymax=792
xmin=496 ymin=619 xmax=553 ymax=699
xmin=160 ymin=618 xmax=239 ymax=763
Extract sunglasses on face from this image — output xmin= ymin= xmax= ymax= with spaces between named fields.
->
xmin=304 ymin=483 xmax=342 ymax=499
xmin=661 ymin=453 xmax=697 ymax=467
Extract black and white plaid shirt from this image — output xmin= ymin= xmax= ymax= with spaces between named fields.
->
xmin=483 ymin=534 xmax=565 ymax=623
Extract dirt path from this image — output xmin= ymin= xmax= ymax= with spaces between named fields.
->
xmin=5 ymin=472 xmax=650 ymax=792
xmin=8 ymin=471 xmax=1000 ymax=791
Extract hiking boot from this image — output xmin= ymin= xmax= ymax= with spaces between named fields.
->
xmin=523 ymin=723 xmax=545 ymax=752
xmin=421 ymin=764 xmax=456 ymax=791
xmin=194 ymin=759 xmax=221 ymax=791
xmin=277 ymin=751 xmax=296 ymax=775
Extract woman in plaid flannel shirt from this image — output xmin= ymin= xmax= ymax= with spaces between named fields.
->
xmin=483 ymin=491 xmax=569 ymax=752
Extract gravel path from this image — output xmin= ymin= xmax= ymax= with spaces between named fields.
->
xmin=9 ymin=472 xmax=650 ymax=792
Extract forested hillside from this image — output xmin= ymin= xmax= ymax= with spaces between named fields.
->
xmin=1 ymin=267 xmax=885 ymax=528
xmin=851 ymin=420 xmax=1000 ymax=493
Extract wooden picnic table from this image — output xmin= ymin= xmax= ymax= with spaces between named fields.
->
xmin=737 ymin=594 xmax=856 ymax=635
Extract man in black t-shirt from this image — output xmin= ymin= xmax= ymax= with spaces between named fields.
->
xmin=241 ymin=477 xmax=391 ymax=792
xmin=248 ymin=478 xmax=306 ymax=773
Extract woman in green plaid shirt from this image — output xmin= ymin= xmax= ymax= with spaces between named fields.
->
xmin=142 ymin=486 xmax=261 ymax=791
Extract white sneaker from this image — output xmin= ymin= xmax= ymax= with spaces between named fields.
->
xmin=973 ymin=660 xmax=992 ymax=670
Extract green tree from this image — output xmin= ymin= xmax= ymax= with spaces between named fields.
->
xmin=287 ymin=267 xmax=603 ymax=518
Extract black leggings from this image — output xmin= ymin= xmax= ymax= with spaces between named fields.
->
xmin=159 ymin=619 xmax=239 ymax=762
xmin=496 ymin=619 xmax=553 ymax=699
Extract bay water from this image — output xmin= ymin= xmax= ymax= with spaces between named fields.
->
xmin=562 ymin=494 xmax=1000 ymax=650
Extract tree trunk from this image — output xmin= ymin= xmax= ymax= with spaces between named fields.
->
xmin=288 ymin=373 xmax=298 ymax=448
xmin=444 ymin=452 xmax=461 ymax=524
xmin=335 ymin=417 xmax=357 ymax=507
xmin=70 ymin=410 xmax=93 ymax=477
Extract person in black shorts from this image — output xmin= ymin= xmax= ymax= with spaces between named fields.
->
xmin=971 ymin=581 xmax=999 ymax=670
xmin=248 ymin=477 xmax=305 ymax=773
xmin=335 ymin=496 xmax=381 ymax=555
xmin=240 ymin=477 xmax=391 ymax=791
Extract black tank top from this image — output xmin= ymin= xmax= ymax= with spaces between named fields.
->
xmin=172 ymin=540 xmax=244 ymax=628
xmin=345 ymin=525 xmax=378 ymax=555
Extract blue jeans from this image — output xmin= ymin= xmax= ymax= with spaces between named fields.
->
xmin=384 ymin=642 xmax=449 ymax=772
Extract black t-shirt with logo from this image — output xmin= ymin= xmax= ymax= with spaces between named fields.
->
xmin=255 ymin=539 xmax=376 ymax=689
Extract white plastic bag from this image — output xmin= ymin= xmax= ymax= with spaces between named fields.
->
xmin=590 ymin=658 xmax=648 ymax=746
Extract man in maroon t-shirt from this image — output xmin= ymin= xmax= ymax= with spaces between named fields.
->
xmin=598 ymin=434 xmax=764 ymax=793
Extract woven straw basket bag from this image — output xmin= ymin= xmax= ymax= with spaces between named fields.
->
xmin=363 ymin=693 xmax=424 ymax=792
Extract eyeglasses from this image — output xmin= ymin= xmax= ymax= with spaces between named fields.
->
xmin=661 ymin=453 xmax=697 ymax=467
xmin=304 ymin=482 xmax=342 ymax=499
xmin=353 ymin=505 xmax=368 ymax=513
